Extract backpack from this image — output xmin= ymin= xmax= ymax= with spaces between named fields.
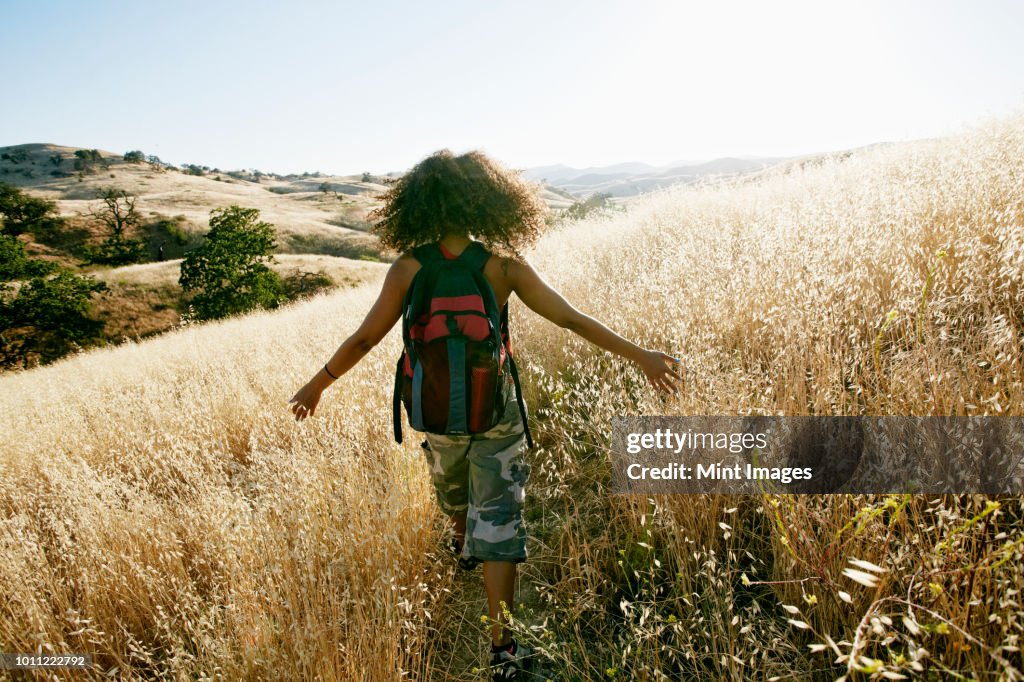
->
xmin=392 ymin=241 xmax=533 ymax=448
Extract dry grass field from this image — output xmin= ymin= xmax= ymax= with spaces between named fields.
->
xmin=2 ymin=115 xmax=1024 ymax=680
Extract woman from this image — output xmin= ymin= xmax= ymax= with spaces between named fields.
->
xmin=289 ymin=149 xmax=679 ymax=678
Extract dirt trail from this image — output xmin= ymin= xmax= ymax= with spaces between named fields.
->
xmin=425 ymin=547 xmax=558 ymax=681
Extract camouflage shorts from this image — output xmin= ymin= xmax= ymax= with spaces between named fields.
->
xmin=421 ymin=391 xmax=530 ymax=563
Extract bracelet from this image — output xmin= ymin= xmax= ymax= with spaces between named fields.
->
xmin=323 ymin=364 xmax=339 ymax=380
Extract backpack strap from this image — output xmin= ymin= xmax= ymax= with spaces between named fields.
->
xmin=500 ymin=302 xmax=534 ymax=449
xmin=500 ymin=304 xmax=510 ymax=352
xmin=411 ymin=243 xmax=445 ymax=266
xmin=508 ymin=354 xmax=534 ymax=449
xmin=456 ymin=241 xmax=492 ymax=271
xmin=392 ymin=355 xmax=405 ymax=443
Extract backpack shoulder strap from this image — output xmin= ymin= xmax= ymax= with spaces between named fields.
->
xmin=457 ymin=241 xmax=492 ymax=271
xmin=410 ymin=243 xmax=445 ymax=266
xmin=392 ymin=355 xmax=405 ymax=443
xmin=507 ymin=352 xmax=533 ymax=449
xmin=499 ymin=301 xmax=534 ymax=449
xmin=500 ymin=303 xmax=509 ymax=342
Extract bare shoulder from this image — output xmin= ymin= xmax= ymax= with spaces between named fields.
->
xmin=486 ymin=253 xmax=533 ymax=283
xmin=390 ymin=253 xmax=421 ymax=277
xmin=380 ymin=253 xmax=420 ymax=293
xmin=392 ymin=252 xmax=419 ymax=269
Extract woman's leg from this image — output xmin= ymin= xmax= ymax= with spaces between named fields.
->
xmin=464 ymin=400 xmax=530 ymax=645
xmin=450 ymin=512 xmax=467 ymax=548
xmin=483 ymin=560 xmax=516 ymax=645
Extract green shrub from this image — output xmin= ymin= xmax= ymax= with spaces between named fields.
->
xmin=1 ymin=150 xmax=28 ymax=164
xmin=165 ymin=217 xmax=191 ymax=246
xmin=0 ymin=270 xmax=107 ymax=368
xmin=73 ymin=149 xmax=105 ymax=172
xmin=0 ymin=183 xmax=65 ymax=236
xmin=0 ymin=234 xmax=57 ymax=281
xmin=178 ymin=206 xmax=285 ymax=320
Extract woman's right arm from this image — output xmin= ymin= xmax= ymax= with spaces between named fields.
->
xmin=508 ymin=258 xmax=681 ymax=393
xmin=289 ymin=256 xmax=416 ymax=420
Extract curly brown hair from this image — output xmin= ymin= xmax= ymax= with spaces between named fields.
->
xmin=369 ymin=149 xmax=548 ymax=255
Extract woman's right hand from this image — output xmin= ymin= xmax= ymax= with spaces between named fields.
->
xmin=288 ymin=382 xmax=323 ymax=421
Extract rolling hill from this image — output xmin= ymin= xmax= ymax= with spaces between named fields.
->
xmin=523 ymin=155 xmax=789 ymax=198
xmin=1 ymin=143 xmax=389 ymax=261
xmin=0 ymin=143 xmax=581 ymax=350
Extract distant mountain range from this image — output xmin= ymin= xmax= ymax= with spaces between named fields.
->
xmin=524 ymin=157 xmax=789 ymax=198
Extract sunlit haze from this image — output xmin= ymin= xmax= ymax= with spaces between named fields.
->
xmin=3 ymin=0 xmax=1023 ymax=174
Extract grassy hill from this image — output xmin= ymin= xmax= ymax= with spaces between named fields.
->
xmin=0 ymin=143 xmax=388 ymax=260
xmin=1 ymin=143 xmax=576 ymax=256
xmin=1 ymin=144 xmax=578 ymax=347
xmin=1 ymin=116 xmax=1023 ymax=680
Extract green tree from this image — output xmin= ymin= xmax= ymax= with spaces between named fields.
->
xmin=73 ymin=149 xmax=105 ymax=172
xmin=178 ymin=206 xmax=284 ymax=320
xmin=0 ymin=234 xmax=57 ymax=281
xmin=83 ymin=188 xmax=147 ymax=265
xmin=0 ymin=183 xmax=64 ymax=236
xmin=1 ymin=270 xmax=107 ymax=368
xmin=0 ymin=189 xmax=107 ymax=368
xmin=94 ymin=188 xmax=139 ymax=240
xmin=123 ymin=150 xmax=145 ymax=163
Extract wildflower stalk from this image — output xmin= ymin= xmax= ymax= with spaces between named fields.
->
xmin=917 ymin=249 xmax=948 ymax=344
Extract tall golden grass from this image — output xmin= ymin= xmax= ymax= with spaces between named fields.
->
xmin=509 ymin=115 xmax=1024 ymax=680
xmin=2 ymin=114 xmax=1023 ymax=680
xmin=0 ymin=279 xmax=448 ymax=679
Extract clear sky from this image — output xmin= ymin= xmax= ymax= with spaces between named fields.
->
xmin=2 ymin=0 xmax=1023 ymax=175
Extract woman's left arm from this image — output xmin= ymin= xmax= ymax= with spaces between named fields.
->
xmin=289 ymin=257 xmax=414 ymax=420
